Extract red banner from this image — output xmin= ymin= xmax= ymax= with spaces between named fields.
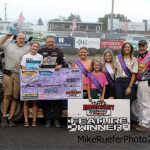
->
xmin=100 ymin=39 xmax=125 ymax=50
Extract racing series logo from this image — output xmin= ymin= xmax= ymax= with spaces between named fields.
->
xmin=83 ymin=101 xmax=114 ymax=116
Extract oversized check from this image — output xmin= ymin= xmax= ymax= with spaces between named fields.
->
xmin=20 ymin=68 xmax=82 ymax=100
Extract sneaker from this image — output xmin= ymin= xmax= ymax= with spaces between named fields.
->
xmin=1 ymin=117 xmax=8 ymax=127
xmin=45 ymin=121 xmax=51 ymax=128
xmin=136 ymin=125 xmax=149 ymax=132
xmin=54 ymin=119 xmax=61 ymax=128
xmin=8 ymin=119 xmax=16 ymax=127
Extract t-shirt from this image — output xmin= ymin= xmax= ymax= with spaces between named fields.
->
xmin=137 ymin=51 xmax=150 ymax=80
xmin=138 ymin=52 xmax=150 ymax=69
xmin=86 ymin=72 xmax=108 ymax=89
xmin=38 ymin=47 xmax=68 ymax=68
xmin=105 ymin=63 xmax=115 ymax=80
xmin=1 ymin=41 xmax=30 ymax=73
xmin=21 ymin=53 xmax=43 ymax=69
xmin=74 ymin=59 xmax=91 ymax=90
xmin=115 ymin=56 xmax=138 ymax=78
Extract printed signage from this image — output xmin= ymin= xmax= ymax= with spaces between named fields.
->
xmin=75 ymin=37 xmax=100 ymax=49
xmin=20 ymin=68 xmax=82 ymax=100
xmin=68 ymin=99 xmax=130 ymax=131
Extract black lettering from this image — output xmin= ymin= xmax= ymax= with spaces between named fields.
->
xmin=78 ymin=136 xmax=85 ymax=143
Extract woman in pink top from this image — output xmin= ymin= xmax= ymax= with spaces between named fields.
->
xmin=72 ymin=47 xmax=91 ymax=99
xmin=86 ymin=59 xmax=108 ymax=102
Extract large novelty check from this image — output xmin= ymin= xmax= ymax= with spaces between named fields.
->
xmin=20 ymin=68 xmax=82 ymax=100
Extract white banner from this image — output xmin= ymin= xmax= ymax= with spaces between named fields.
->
xmin=75 ymin=37 xmax=100 ymax=49
xmin=108 ymin=18 xmax=120 ymax=30
xmin=68 ymin=99 xmax=130 ymax=131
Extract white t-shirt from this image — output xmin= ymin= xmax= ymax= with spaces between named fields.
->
xmin=21 ymin=53 xmax=43 ymax=69
xmin=105 ymin=63 xmax=115 ymax=79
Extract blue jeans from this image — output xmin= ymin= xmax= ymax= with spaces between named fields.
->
xmin=115 ymin=77 xmax=132 ymax=99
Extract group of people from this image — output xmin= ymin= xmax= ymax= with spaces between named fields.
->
xmin=0 ymin=33 xmax=68 ymax=128
xmin=0 ymin=32 xmax=150 ymax=132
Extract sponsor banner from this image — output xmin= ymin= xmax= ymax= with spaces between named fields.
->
xmin=108 ymin=19 xmax=145 ymax=31
xmin=75 ymin=37 xmax=100 ymax=49
xmin=20 ymin=68 xmax=82 ymax=100
xmin=68 ymin=99 xmax=130 ymax=131
xmin=56 ymin=37 xmax=73 ymax=48
xmin=100 ymin=39 xmax=124 ymax=50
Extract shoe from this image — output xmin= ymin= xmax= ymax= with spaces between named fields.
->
xmin=32 ymin=121 xmax=37 ymax=127
xmin=8 ymin=119 xmax=16 ymax=127
xmin=54 ymin=119 xmax=61 ymax=128
xmin=1 ymin=117 xmax=8 ymax=127
xmin=136 ymin=125 xmax=149 ymax=132
xmin=45 ymin=121 xmax=51 ymax=128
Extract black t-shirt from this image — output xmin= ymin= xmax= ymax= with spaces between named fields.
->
xmin=38 ymin=47 xmax=68 ymax=68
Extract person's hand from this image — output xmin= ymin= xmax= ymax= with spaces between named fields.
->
xmin=70 ymin=62 xmax=75 ymax=68
xmin=55 ymin=65 xmax=62 ymax=71
xmin=99 ymin=96 xmax=104 ymax=104
xmin=125 ymin=87 xmax=131 ymax=96
xmin=6 ymin=33 xmax=12 ymax=39
xmin=88 ymin=97 xmax=92 ymax=102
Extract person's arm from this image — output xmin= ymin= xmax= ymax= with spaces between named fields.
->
xmin=55 ymin=49 xmax=68 ymax=71
xmin=100 ymin=86 xmax=106 ymax=102
xmin=21 ymin=55 xmax=27 ymax=69
xmin=87 ymin=84 xmax=92 ymax=102
xmin=21 ymin=66 xmax=26 ymax=69
xmin=85 ymin=76 xmax=92 ymax=102
xmin=125 ymin=73 xmax=136 ymax=96
xmin=125 ymin=58 xmax=138 ymax=96
xmin=39 ymin=56 xmax=43 ymax=68
xmin=0 ymin=34 xmax=12 ymax=46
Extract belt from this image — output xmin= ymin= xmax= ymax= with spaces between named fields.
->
xmin=118 ymin=77 xmax=129 ymax=80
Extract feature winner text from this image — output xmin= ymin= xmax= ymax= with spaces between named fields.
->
xmin=68 ymin=117 xmax=130 ymax=131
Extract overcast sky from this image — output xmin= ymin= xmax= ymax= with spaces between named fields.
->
xmin=0 ymin=0 xmax=150 ymax=24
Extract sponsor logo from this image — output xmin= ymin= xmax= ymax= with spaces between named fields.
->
xmin=83 ymin=102 xmax=114 ymax=116
xmin=66 ymin=90 xmax=81 ymax=97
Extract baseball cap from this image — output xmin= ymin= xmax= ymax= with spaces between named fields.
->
xmin=138 ymin=40 xmax=147 ymax=46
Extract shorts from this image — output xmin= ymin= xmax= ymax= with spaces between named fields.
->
xmin=83 ymin=90 xmax=88 ymax=99
xmin=90 ymin=89 xmax=101 ymax=99
xmin=105 ymin=84 xmax=115 ymax=99
xmin=2 ymin=73 xmax=20 ymax=100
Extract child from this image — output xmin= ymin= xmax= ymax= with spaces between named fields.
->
xmin=86 ymin=59 xmax=108 ymax=102
xmin=72 ymin=47 xmax=91 ymax=99
xmin=102 ymin=49 xmax=116 ymax=99
xmin=21 ymin=42 xmax=43 ymax=127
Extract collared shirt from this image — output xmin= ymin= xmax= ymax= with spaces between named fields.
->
xmin=115 ymin=56 xmax=138 ymax=79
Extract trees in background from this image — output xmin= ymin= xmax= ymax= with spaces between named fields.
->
xmin=98 ymin=13 xmax=131 ymax=31
xmin=50 ymin=13 xmax=82 ymax=22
